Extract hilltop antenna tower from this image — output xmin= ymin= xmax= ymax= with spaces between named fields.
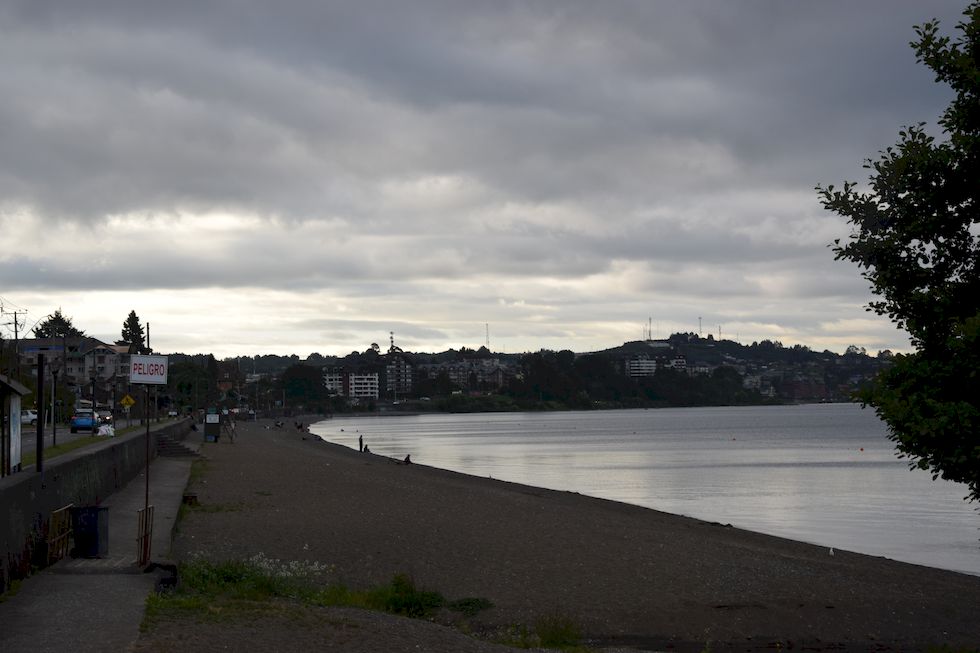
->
xmin=698 ymin=317 xmax=702 ymax=335
xmin=485 ymin=323 xmax=490 ymax=349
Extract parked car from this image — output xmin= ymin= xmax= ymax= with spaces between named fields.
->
xmin=167 ymin=409 xmax=179 ymax=418
xmin=70 ymin=410 xmax=97 ymax=433
xmin=95 ymin=410 xmax=112 ymax=424
xmin=21 ymin=409 xmax=38 ymax=425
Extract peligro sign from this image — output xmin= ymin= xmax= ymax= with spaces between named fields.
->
xmin=130 ymin=354 xmax=169 ymax=385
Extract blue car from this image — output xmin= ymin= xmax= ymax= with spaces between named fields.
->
xmin=70 ymin=410 xmax=97 ymax=433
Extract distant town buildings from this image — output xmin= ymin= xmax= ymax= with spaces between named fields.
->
xmin=14 ymin=336 xmax=138 ymax=407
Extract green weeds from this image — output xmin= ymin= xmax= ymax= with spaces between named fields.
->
xmin=0 ymin=579 xmax=22 ymax=604
xmin=496 ymin=610 xmax=586 ymax=651
xmin=22 ymin=436 xmax=103 ymax=467
xmin=447 ymin=596 xmax=495 ymax=617
xmin=143 ymin=556 xmax=491 ymax=626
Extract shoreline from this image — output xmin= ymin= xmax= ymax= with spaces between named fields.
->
xmin=308 ymin=409 xmax=980 ymax=578
xmin=330 ymin=436 xmax=980 ymax=579
xmin=155 ymin=419 xmax=980 ymax=651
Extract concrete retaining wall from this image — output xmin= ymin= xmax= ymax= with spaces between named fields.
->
xmin=0 ymin=420 xmax=192 ymax=592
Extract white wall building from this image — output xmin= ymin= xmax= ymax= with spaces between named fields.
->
xmin=625 ymin=358 xmax=658 ymax=378
xmin=348 ymin=373 xmax=379 ymax=399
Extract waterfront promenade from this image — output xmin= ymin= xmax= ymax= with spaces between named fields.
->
xmin=0 ymin=447 xmax=195 ymax=652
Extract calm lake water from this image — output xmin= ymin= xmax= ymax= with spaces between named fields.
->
xmin=310 ymin=404 xmax=979 ymax=575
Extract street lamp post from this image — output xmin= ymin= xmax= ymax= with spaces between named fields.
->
xmin=50 ymin=362 xmax=59 ymax=447
xmin=90 ymin=375 xmax=97 ymax=429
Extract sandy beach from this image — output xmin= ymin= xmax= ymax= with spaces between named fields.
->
xmin=134 ymin=419 xmax=980 ymax=652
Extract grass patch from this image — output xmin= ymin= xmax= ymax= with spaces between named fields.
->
xmin=0 ymin=579 xmax=22 ymax=604
xmin=496 ymin=610 xmax=587 ymax=651
xmin=144 ymin=556 xmax=453 ymax=625
xmin=188 ymin=458 xmax=208 ymax=485
xmin=185 ymin=502 xmax=242 ymax=513
xmin=22 ymin=436 xmax=103 ymax=466
xmin=142 ymin=556 xmax=500 ymax=643
xmin=447 ymin=596 xmax=494 ymax=617
xmin=361 ymin=573 xmax=444 ymax=618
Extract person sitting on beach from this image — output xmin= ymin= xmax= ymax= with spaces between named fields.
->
xmin=363 ymin=445 xmax=371 ymax=453
xmin=403 ymin=454 xmax=411 ymax=465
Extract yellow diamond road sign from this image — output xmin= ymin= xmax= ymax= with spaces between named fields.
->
xmin=120 ymin=394 xmax=136 ymax=408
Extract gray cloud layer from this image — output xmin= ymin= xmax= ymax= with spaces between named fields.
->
xmin=0 ymin=1 xmax=966 ymax=355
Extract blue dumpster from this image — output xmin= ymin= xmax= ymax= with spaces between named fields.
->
xmin=70 ymin=506 xmax=109 ymax=558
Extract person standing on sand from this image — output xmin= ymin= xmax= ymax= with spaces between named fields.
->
xmin=359 ymin=434 xmax=363 ymax=452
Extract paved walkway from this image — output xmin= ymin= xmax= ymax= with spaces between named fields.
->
xmin=0 ymin=450 xmax=198 ymax=652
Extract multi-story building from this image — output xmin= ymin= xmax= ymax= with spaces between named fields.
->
xmin=323 ymin=372 xmax=344 ymax=396
xmin=19 ymin=337 xmax=135 ymax=384
xmin=323 ymin=370 xmax=379 ymax=400
xmin=416 ymin=358 xmax=508 ymax=391
xmin=625 ymin=358 xmax=658 ymax=378
xmin=348 ymin=373 xmax=379 ymax=399
xmin=385 ymin=355 xmax=413 ymax=397
xmin=18 ymin=337 xmax=136 ymax=406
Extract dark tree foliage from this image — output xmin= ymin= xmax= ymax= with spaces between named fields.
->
xmin=32 ymin=309 xmax=85 ymax=338
xmin=282 ymin=363 xmax=329 ymax=409
xmin=119 ymin=310 xmax=149 ymax=353
xmin=818 ymin=4 xmax=980 ymax=501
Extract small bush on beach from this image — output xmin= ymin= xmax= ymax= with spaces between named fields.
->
xmin=496 ymin=610 xmax=586 ymax=651
xmin=363 ymin=573 xmax=445 ymax=618
xmin=447 ymin=596 xmax=494 ymax=617
xmin=534 ymin=610 xmax=584 ymax=649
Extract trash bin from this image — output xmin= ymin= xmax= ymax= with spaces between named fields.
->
xmin=70 ymin=506 xmax=109 ymax=558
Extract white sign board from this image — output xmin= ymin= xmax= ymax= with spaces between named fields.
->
xmin=130 ymin=354 xmax=169 ymax=385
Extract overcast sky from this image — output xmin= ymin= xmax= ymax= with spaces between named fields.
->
xmin=0 ymin=1 xmax=968 ymax=358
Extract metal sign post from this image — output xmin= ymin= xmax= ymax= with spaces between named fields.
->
xmin=128 ymin=354 xmax=168 ymax=566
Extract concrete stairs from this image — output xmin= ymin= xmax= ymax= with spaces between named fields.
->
xmin=155 ymin=434 xmax=200 ymax=458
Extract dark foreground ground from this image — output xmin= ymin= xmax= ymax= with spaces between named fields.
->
xmin=132 ymin=419 xmax=980 ymax=652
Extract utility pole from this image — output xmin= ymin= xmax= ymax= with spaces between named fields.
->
xmin=36 ymin=354 xmax=45 ymax=474
xmin=1 ymin=309 xmax=28 ymax=378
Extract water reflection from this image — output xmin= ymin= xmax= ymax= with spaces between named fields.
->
xmin=310 ymin=404 xmax=979 ymax=574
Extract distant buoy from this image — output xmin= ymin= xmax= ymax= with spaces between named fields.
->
xmin=860 ymin=447 xmax=864 ymax=452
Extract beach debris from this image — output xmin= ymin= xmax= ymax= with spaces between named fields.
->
xmin=829 ymin=548 xmax=835 ymax=556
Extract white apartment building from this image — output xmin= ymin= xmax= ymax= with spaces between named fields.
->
xmin=323 ymin=372 xmax=344 ymax=395
xmin=323 ymin=370 xmax=379 ymax=399
xmin=625 ymin=358 xmax=658 ymax=378
xmin=348 ymin=373 xmax=379 ymax=399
